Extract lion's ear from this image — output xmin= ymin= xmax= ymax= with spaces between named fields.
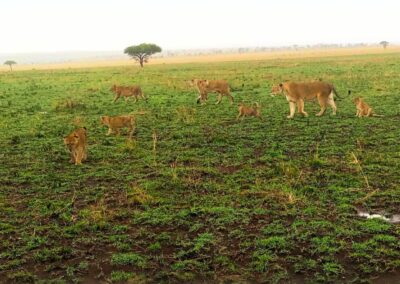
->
xmin=279 ymin=83 xmax=283 ymax=87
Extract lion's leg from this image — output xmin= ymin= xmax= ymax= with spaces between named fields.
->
xmin=106 ymin=128 xmax=112 ymax=136
xmin=216 ymin=93 xmax=222 ymax=104
xmin=201 ymin=93 xmax=207 ymax=104
xmin=328 ymin=93 xmax=337 ymax=115
xmin=236 ymin=112 xmax=242 ymax=121
xmin=287 ymin=102 xmax=296 ymax=119
xmin=73 ymin=152 xmax=78 ymax=165
xmin=197 ymin=92 xmax=206 ymax=104
xmin=316 ymin=94 xmax=327 ymax=116
xmin=82 ymin=147 xmax=87 ymax=161
xmin=128 ymin=122 xmax=135 ymax=139
xmin=113 ymin=95 xmax=120 ymax=102
xmin=227 ymin=91 xmax=234 ymax=105
xmin=124 ymin=96 xmax=128 ymax=102
xmin=297 ymin=100 xmax=308 ymax=117
xmin=73 ymin=151 xmax=82 ymax=165
xmin=355 ymin=109 xmax=360 ymax=117
xmin=77 ymin=150 xmax=84 ymax=165
xmin=297 ymin=101 xmax=302 ymax=113
xmin=128 ymin=126 xmax=133 ymax=139
xmin=316 ymin=106 xmax=327 ymax=116
xmin=196 ymin=94 xmax=202 ymax=104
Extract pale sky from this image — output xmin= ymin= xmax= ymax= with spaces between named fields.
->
xmin=1 ymin=0 xmax=399 ymax=53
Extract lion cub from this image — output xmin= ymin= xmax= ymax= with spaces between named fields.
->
xmin=190 ymin=79 xmax=234 ymax=105
xmin=111 ymin=84 xmax=146 ymax=103
xmin=353 ymin=97 xmax=382 ymax=117
xmin=101 ymin=115 xmax=136 ymax=138
xmin=64 ymin=127 xmax=88 ymax=165
xmin=237 ymin=102 xmax=261 ymax=120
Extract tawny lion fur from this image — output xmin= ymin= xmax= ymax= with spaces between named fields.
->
xmin=271 ymin=81 xmax=340 ymax=119
xmin=111 ymin=84 xmax=146 ymax=103
xmin=237 ymin=102 xmax=262 ymax=120
xmin=100 ymin=115 xmax=136 ymax=138
xmin=64 ymin=127 xmax=88 ymax=165
xmin=353 ymin=97 xmax=382 ymax=117
xmin=190 ymin=79 xmax=234 ymax=105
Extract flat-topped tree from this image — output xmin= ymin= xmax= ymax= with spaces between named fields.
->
xmin=379 ymin=41 xmax=389 ymax=49
xmin=124 ymin=43 xmax=162 ymax=67
xmin=4 ymin=60 xmax=16 ymax=71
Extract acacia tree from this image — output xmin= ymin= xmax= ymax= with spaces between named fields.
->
xmin=4 ymin=60 xmax=16 ymax=71
xmin=379 ymin=41 xmax=389 ymax=49
xmin=124 ymin=43 xmax=162 ymax=67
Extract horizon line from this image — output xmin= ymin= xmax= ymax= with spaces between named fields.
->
xmin=0 ymin=42 xmax=397 ymax=55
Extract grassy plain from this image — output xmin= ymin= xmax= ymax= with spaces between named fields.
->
xmin=1 ymin=46 xmax=400 ymax=72
xmin=1 ymin=51 xmax=400 ymax=283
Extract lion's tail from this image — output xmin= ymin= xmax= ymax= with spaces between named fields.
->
xmin=333 ymin=87 xmax=352 ymax=100
xmin=332 ymin=87 xmax=342 ymax=100
xmin=141 ymin=89 xmax=148 ymax=101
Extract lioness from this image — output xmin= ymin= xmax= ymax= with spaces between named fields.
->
xmin=237 ymin=102 xmax=262 ymax=120
xmin=64 ymin=127 xmax=87 ymax=165
xmin=353 ymin=97 xmax=383 ymax=117
xmin=111 ymin=84 xmax=146 ymax=103
xmin=100 ymin=115 xmax=136 ymax=138
xmin=271 ymin=81 xmax=341 ymax=119
xmin=190 ymin=79 xmax=234 ymax=105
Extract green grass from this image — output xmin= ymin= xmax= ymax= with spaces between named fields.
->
xmin=1 ymin=52 xmax=400 ymax=283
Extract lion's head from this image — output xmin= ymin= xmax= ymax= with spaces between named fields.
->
xmin=64 ymin=132 xmax=79 ymax=147
xmin=100 ymin=116 xmax=110 ymax=125
xmin=271 ymin=83 xmax=284 ymax=96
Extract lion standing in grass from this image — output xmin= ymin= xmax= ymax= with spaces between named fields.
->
xmin=190 ymin=79 xmax=234 ymax=105
xmin=64 ymin=127 xmax=88 ymax=165
xmin=100 ymin=115 xmax=136 ymax=139
xmin=271 ymin=81 xmax=342 ymax=119
xmin=111 ymin=84 xmax=146 ymax=103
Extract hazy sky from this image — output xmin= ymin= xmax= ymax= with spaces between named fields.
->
xmin=1 ymin=0 xmax=399 ymax=53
